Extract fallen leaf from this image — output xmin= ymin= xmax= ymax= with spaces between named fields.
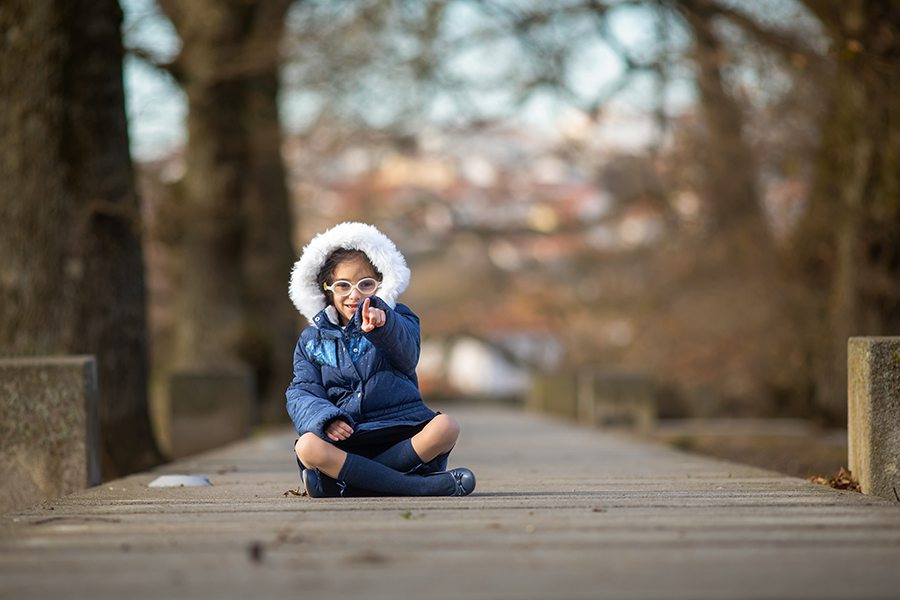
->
xmin=808 ymin=467 xmax=861 ymax=493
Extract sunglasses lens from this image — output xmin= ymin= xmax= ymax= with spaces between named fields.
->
xmin=358 ymin=279 xmax=378 ymax=294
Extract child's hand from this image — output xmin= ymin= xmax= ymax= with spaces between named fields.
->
xmin=360 ymin=297 xmax=386 ymax=333
xmin=325 ymin=419 xmax=354 ymax=442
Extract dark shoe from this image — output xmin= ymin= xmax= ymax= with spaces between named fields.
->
xmin=410 ymin=451 xmax=450 ymax=475
xmin=302 ymin=468 xmax=342 ymax=498
xmin=448 ymin=467 xmax=476 ymax=496
xmin=303 ymin=468 xmax=386 ymax=498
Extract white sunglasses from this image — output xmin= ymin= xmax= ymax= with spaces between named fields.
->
xmin=323 ymin=277 xmax=381 ymax=297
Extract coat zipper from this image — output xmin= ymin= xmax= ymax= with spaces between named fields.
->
xmin=340 ymin=330 xmax=365 ymax=418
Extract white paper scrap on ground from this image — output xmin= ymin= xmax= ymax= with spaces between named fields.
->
xmin=148 ymin=475 xmax=212 ymax=487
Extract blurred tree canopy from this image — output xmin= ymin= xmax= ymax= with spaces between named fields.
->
xmin=267 ymin=0 xmax=898 ymax=423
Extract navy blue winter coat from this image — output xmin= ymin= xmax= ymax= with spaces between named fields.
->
xmin=286 ymin=295 xmax=436 ymax=439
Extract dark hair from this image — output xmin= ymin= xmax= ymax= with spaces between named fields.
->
xmin=317 ymin=248 xmax=383 ymax=303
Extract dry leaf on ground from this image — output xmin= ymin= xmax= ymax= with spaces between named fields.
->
xmin=809 ymin=467 xmax=861 ymax=492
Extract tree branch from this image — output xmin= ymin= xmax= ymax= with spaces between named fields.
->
xmin=678 ymin=0 xmax=827 ymax=72
xmin=125 ymin=46 xmax=183 ymax=82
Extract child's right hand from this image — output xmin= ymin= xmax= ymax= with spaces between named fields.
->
xmin=325 ymin=419 xmax=354 ymax=442
xmin=360 ymin=297 xmax=386 ymax=333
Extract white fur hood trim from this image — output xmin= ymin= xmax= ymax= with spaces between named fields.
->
xmin=289 ymin=222 xmax=410 ymax=325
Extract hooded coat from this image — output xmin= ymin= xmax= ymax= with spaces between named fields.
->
xmin=286 ymin=222 xmax=436 ymax=439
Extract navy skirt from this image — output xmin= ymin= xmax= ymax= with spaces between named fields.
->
xmin=333 ymin=419 xmax=432 ymax=458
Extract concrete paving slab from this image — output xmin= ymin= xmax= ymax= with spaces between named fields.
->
xmin=2 ymin=404 xmax=899 ymax=600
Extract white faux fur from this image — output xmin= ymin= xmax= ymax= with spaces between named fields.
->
xmin=289 ymin=222 xmax=411 ymax=325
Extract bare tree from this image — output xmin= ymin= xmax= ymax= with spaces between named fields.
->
xmin=282 ymin=0 xmax=898 ymax=422
xmin=0 ymin=0 xmax=163 ymax=477
xmin=130 ymin=0 xmax=895 ymax=423
xmin=789 ymin=0 xmax=900 ymax=422
xmin=152 ymin=0 xmax=297 ymax=421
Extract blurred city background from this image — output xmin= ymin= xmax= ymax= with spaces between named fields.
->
xmin=2 ymin=1 xmax=897 ymax=483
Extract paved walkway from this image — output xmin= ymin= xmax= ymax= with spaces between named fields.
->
xmin=2 ymin=404 xmax=900 ymax=599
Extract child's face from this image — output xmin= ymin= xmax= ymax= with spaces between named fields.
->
xmin=330 ymin=257 xmax=379 ymax=325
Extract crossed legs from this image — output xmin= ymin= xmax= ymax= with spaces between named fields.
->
xmin=294 ymin=413 xmax=461 ymax=480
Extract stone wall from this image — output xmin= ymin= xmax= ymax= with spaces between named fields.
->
xmin=529 ymin=368 xmax=656 ymax=431
xmin=0 ymin=356 xmax=100 ymax=513
xmin=156 ymin=367 xmax=254 ymax=459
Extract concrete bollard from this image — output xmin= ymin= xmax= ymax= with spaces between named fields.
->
xmin=848 ymin=337 xmax=900 ymax=501
xmin=158 ymin=367 xmax=254 ymax=459
xmin=0 ymin=356 xmax=101 ymax=512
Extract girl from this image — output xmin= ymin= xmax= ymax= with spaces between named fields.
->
xmin=286 ymin=221 xmax=476 ymax=497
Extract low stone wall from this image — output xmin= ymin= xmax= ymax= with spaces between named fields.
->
xmin=529 ymin=368 xmax=657 ymax=431
xmin=527 ymin=371 xmax=578 ymax=419
xmin=580 ymin=370 xmax=656 ymax=431
xmin=848 ymin=337 xmax=900 ymax=501
xmin=157 ymin=367 xmax=254 ymax=459
xmin=0 ymin=356 xmax=101 ymax=513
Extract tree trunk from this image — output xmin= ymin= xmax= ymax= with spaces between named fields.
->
xmin=0 ymin=0 xmax=163 ymax=477
xmin=174 ymin=74 xmax=249 ymax=369
xmin=798 ymin=0 xmax=900 ymax=423
xmin=822 ymin=69 xmax=870 ymax=423
xmin=0 ymin=2 xmax=74 ymax=352
xmin=240 ymin=67 xmax=300 ymax=422
xmin=680 ymin=2 xmax=769 ymax=244
xmin=158 ymin=0 xmax=296 ymax=420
